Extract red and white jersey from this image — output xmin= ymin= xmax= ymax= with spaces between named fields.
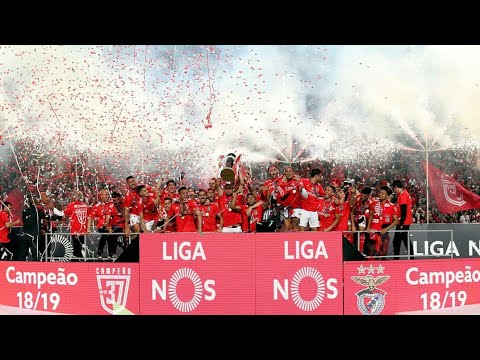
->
xmin=276 ymin=178 xmax=302 ymax=209
xmin=381 ymin=200 xmax=398 ymax=227
xmin=89 ymin=201 xmax=109 ymax=229
xmin=161 ymin=188 xmax=179 ymax=204
xmin=64 ymin=201 xmax=89 ymax=235
xmin=352 ymin=195 xmax=375 ymax=224
xmin=167 ymin=201 xmax=198 ymax=232
xmin=240 ymin=204 xmax=264 ymax=232
xmin=197 ymin=203 xmax=221 ymax=232
xmin=368 ymin=198 xmax=383 ymax=231
xmin=107 ymin=201 xmax=124 ymax=229
xmin=262 ymin=176 xmax=283 ymax=201
xmin=124 ymin=188 xmax=142 ymax=216
xmin=218 ymin=193 xmax=243 ymax=227
xmin=142 ymin=195 xmax=159 ymax=222
xmin=300 ymin=178 xmax=325 ymax=211
xmin=317 ymin=198 xmax=339 ymax=231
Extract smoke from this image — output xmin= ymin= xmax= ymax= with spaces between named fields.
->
xmin=1 ymin=45 xmax=480 ymax=187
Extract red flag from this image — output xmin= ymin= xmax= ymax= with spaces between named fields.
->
xmin=423 ymin=162 xmax=480 ymax=214
xmin=5 ymin=187 xmax=25 ymax=226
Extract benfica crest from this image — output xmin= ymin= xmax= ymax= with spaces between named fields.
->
xmin=352 ymin=274 xmax=390 ymax=315
xmin=97 ymin=274 xmax=130 ymax=315
xmin=440 ymin=175 xmax=466 ymax=206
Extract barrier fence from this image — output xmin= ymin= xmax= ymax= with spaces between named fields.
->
xmin=1 ymin=230 xmax=480 ymax=315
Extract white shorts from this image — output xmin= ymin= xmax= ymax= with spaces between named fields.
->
xmin=299 ymin=209 xmax=320 ymax=228
xmin=283 ymin=207 xmax=302 ymax=219
xmin=222 ymin=225 xmax=242 ymax=233
xmin=145 ymin=220 xmax=155 ymax=232
xmin=129 ymin=214 xmax=141 ymax=226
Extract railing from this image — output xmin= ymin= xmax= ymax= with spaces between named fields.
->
xmin=41 ymin=231 xmax=143 ymax=262
xmin=1 ymin=227 xmax=457 ymax=262
xmin=344 ymin=229 xmax=454 ymax=260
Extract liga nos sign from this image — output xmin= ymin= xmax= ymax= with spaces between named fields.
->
xmin=139 ymin=232 xmax=343 ymax=314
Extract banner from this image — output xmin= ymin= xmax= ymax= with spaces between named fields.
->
xmin=255 ymin=232 xmax=343 ymax=314
xmin=139 ymin=232 xmax=256 ymax=314
xmin=424 ymin=162 xmax=480 ymax=214
xmin=344 ymin=258 xmax=480 ymax=315
xmin=139 ymin=232 xmax=343 ymax=314
xmin=0 ymin=262 xmax=140 ymax=314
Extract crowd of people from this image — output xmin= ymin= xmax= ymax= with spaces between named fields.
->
xmin=1 ymin=138 xmax=480 ymax=262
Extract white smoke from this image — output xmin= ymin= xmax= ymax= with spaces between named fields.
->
xmin=1 ymin=45 xmax=479 ymax=187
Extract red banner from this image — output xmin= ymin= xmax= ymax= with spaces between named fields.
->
xmin=344 ymin=259 xmax=480 ymax=315
xmin=139 ymin=232 xmax=343 ymax=314
xmin=139 ymin=233 xmax=256 ymax=314
xmin=0 ymin=262 xmax=140 ymax=314
xmin=255 ymin=232 xmax=343 ymax=314
xmin=424 ymin=162 xmax=480 ymax=214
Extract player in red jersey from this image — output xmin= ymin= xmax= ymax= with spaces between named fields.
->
xmin=217 ymin=182 xmax=243 ymax=232
xmin=317 ymin=185 xmax=341 ymax=232
xmin=137 ymin=185 xmax=161 ymax=232
xmin=197 ymin=189 xmax=223 ymax=232
xmin=333 ymin=185 xmax=353 ymax=236
xmin=277 ymin=166 xmax=303 ymax=231
xmin=156 ymin=197 xmax=176 ymax=233
xmin=0 ymin=201 xmax=20 ymax=259
xmin=351 ymin=186 xmax=375 ymax=254
xmin=298 ymin=168 xmax=325 ymax=231
xmin=167 ymin=187 xmax=201 ymax=232
xmin=392 ymin=179 xmax=414 ymax=260
xmin=161 ymin=179 xmax=180 ymax=204
xmin=123 ymin=176 xmax=142 ymax=239
xmin=105 ymin=191 xmax=127 ymax=250
xmin=63 ymin=190 xmax=89 ymax=261
xmin=230 ymin=190 xmax=264 ymax=233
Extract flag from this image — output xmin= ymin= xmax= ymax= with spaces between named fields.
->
xmin=5 ymin=187 xmax=25 ymax=226
xmin=423 ymin=162 xmax=480 ymax=214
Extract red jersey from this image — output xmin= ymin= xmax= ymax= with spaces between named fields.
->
xmin=89 ymin=201 xmax=109 ymax=229
xmin=107 ymin=201 xmax=124 ymax=229
xmin=381 ymin=200 xmax=398 ymax=227
xmin=0 ymin=210 xmax=12 ymax=243
xmin=334 ymin=201 xmax=351 ymax=231
xmin=142 ymin=195 xmax=159 ymax=222
xmin=317 ymin=198 xmax=338 ymax=231
xmin=368 ymin=198 xmax=382 ymax=231
xmin=218 ymin=193 xmax=243 ymax=227
xmin=277 ymin=178 xmax=302 ymax=209
xmin=262 ymin=176 xmax=283 ymax=201
xmin=124 ymin=188 xmax=142 ymax=216
xmin=240 ymin=204 xmax=264 ymax=232
xmin=397 ymin=189 xmax=413 ymax=225
xmin=63 ymin=201 xmax=89 ymax=235
xmin=161 ymin=188 xmax=179 ymax=204
xmin=167 ymin=200 xmax=198 ymax=232
xmin=352 ymin=195 xmax=375 ymax=224
xmin=300 ymin=178 xmax=325 ymax=211
xmin=198 ymin=203 xmax=222 ymax=232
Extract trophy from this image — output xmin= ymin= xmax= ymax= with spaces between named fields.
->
xmin=220 ymin=153 xmax=237 ymax=183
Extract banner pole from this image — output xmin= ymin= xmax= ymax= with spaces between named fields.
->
xmin=426 ymin=137 xmax=429 ymax=225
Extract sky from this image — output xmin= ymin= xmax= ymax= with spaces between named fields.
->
xmin=1 ymin=45 xmax=480 ymax=186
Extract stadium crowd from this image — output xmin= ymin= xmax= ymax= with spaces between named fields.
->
xmin=1 ymin=138 xmax=480 ymax=261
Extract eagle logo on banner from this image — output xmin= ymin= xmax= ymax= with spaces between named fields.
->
xmin=352 ymin=274 xmax=390 ymax=315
